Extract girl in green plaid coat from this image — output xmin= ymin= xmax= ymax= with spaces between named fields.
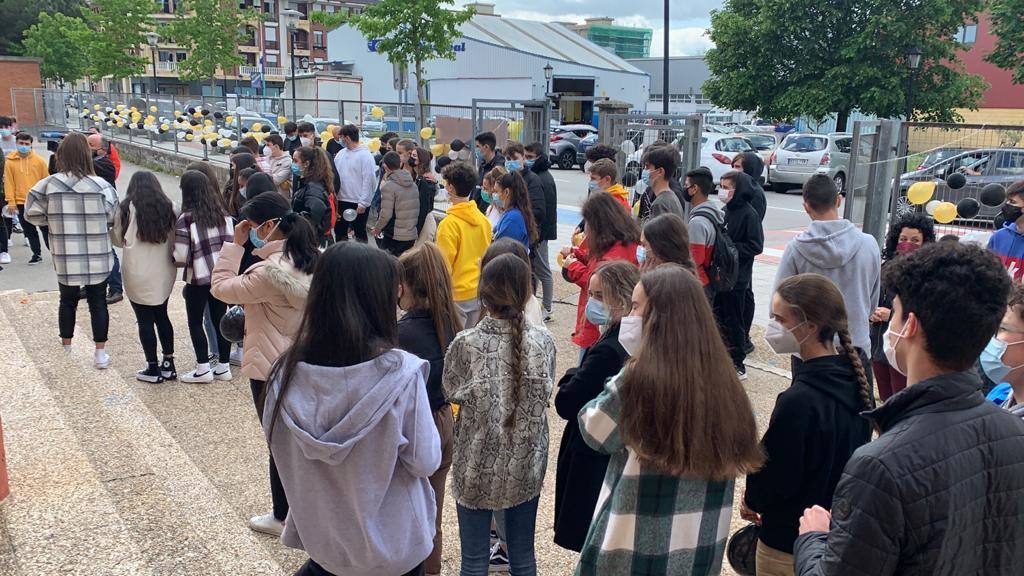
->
xmin=575 ymin=265 xmax=764 ymax=576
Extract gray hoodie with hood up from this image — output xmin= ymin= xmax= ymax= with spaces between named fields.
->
xmin=263 ymin=349 xmax=441 ymax=576
xmin=774 ymin=219 xmax=880 ymax=351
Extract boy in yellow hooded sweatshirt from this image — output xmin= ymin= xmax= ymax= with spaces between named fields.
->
xmin=436 ymin=161 xmax=492 ymax=328
xmin=3 ymin=132 xmax=50 ymax=263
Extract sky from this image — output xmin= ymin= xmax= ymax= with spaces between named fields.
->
xmin=455 ymin=0 xmax=722 ymax=57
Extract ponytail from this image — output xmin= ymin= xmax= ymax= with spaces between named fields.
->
xmin=837 ymin=328 xmax=874 ymax=412
xmin=279 ymin=211 xmax=320 ymax=274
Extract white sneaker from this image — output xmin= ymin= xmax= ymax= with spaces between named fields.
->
xmin=248 ymin=512 xmax=285 ymax=536
xmin=180 ymin=366 xmax=214 ymax=384
xmin=213 ymin=364 xmax=233 ymax=381
xmin=0 ymin=252 xmax=10 ymax=264
xmin=229 ymin=347 xmax=243 ymax=366
xmin=95 ymin=349 xmax=111 ymax=369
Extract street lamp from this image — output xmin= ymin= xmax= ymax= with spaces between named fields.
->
xmin=905 ymin=45 xmax=922 ymax=122
xmin=282 ymin=8 xmax=302 ymax=120
xmin=144 ymin=31 xmax=160 ymax=96
xmin=543 ymin=62 xmax=553 ymax=96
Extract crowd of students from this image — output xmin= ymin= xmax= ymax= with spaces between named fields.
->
xmin=9 ymin=122 xmax=1024 ymax=576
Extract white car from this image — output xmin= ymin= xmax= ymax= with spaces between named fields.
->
xmin=624 ymin=132 xmax=757 ymax=185
xmin=769 ymin=132 xmax=853 ymax=192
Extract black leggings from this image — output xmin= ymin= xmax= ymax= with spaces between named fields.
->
xmin=58 ymin=282 xmax=108 ymax=342
xmin=295 ymin=559 xmax=423 ymax=576
xmin=250 ymin=378 xmax=289 ymax=521
xmin=130 ymin=299 xmax=175 ymax=363
xmin=183 ymin=283 xmax=230 ymax=364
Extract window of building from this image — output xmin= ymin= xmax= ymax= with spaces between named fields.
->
xmin=313 ymin=31 xmax=324 ymax=48
xmin=263 ymin=0 xmax=276 ymax=13
xmin=161 ymin=0 xmax=173 ymax=14
xmin=266 ymin=53 xmax=279 ymax=65
xmin=956 ymin=24 xmax=977 ymax=46
xmin=176 ymin=52 xmax=188 ymax=62
xmin=158 ymin=50 xmax=173 ymax=62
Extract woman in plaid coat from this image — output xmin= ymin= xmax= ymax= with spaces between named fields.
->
xmin=576 ymin=265 xmax=764 ymax=576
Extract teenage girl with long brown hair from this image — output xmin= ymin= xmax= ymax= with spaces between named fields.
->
xmin=443 ymin=253 xmax=556 ymax=576
xmin=742 ymin=273 xmax=873 ymax=575
xmin=397 ymin=242 xmax=463 ymax=576
xmin=576 ymin=264 xmax=763 ymax=576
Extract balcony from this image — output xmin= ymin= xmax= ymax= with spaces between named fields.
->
xmin=238 ymin=65 xmax=289 ymax=79
xmin=153 ymin=61 xmax=179 ymax=74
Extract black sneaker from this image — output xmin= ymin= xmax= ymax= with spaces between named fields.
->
xmin=136 ymin=364 xmax=164 ymax=383
xmin=28 ymin=254 xmax=42 ymax=265
xmin=160 ymin=358 xmax=177 ymax=380
xmin=743 ymin=339 xmax=755 ymax=355
xmin=488 ymin=543 xmax=509 ymax=573
xmin=736 ymin=366 xmax=748 ymax=381
xmin=106 ymin=290 xmax=123 ymax=304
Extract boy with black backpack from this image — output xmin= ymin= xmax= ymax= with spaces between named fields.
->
xmin=683 ymin=167 xmax=739 ymax=299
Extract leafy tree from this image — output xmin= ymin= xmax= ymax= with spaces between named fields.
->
xmin=313 ymin=0 xmax=473 ymax=142
xmin=704 ymin=0 xmax=987 ymax=130
xmin=986 ymin=0 xmax=1024 ymax=85
xmin=83 ymin=0 xmax=158 ymax=90
xmin=0 ymin=0 xmax=83 ymax=56
xmin=166 ymin=0 xmax=261 ymax=94
xmin=22 ymin=13 xmax=91 ymax=87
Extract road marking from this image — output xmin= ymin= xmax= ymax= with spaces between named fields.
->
xmin=763 ymin=247 xmax=786 ymax=258
xmin=766 ymin=205 xmax=809 ymax=213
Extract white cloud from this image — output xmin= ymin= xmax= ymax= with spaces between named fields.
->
xmin=650 ymin=26 xmax=714 ymax=57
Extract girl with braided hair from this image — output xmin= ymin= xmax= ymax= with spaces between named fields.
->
xmin=743 ymin=273 xmax=873 ymax=576
xmin=443 ymin=253 xmax=556 ymax=576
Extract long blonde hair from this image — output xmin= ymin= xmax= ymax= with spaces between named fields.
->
xmin=399 ymin=242 xmax=463 ymax=349
xmin=619 ymin=265 xmax=763 ymax=480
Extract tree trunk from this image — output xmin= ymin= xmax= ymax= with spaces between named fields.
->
xmin=415 ymin=56 xmax=427 ymax=146
xmin=835 ymin=109 xmax=850 ymax=133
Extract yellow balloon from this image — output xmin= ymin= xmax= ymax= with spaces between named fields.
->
xmin=419 ymin=127 xmax=433 ymax=140
xmin=116 ymin=104 xmax=125 ymax=111
xmin=907 ymin=181 xmax=935 ymax=205
xmin=934 ymin=201 xmax=958 ymax=224
xmin=371 ymin=106 xmax=384 ymax=119
xmin=225 ymin=115 xmax=234 ymax=125
xmin=572 ymin=231 xmax=585 ymax=247
xmin=174 ymin=110 xmax=182 ymax=117
xmin=185 ymin=133 xmax=195 ymax=141
xmin=367 ymin=139 xmax=381 ymax=153
xmin=219 ymin=138 xmax=232 ymax=148
xmin=277 ymin=116 xmax=288 ymax=125
xmin=82 ymin=108 xmax=89 ymax=114
xmin=160 ymin=123 xmax=169 ymax=131
xmin=130 ymin=106 xmax=138 ymax=113
xmin=145 ymin=115 xmax=156 ymax=124
xmin=557 ymin=252 xmax=566 ymax=267
xmin=326 ymin=124 xmax=337 ymax=133
xmin=251 ymin=122 xmax=262 ymax=131
xmin=431 ymin=144 xmax=444 ymax=157
xmin=116 ymin=120 xmax=124 ymax=127
xmin=192 ymin=111 xmax=202 ymax=119
xmin=204 ymin=119 xmax=213 ymax=127
xmin=93 ymin=104 xmax=101 ymax=110
xmin=320 ymin=131 xmax=331 ymax=142
xmin=131 ymin=113 xmax=142 ymax=122
xmin=150 ymin=105 xmax=158 ymax=113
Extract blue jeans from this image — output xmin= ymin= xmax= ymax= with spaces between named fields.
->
xmin=108 ymin=249 xmax=123 ymax=293
xmin=457 ymin=496 xmax=539 ymax=576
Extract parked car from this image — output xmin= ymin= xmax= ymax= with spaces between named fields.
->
xmin=576 ymin=133 xmax=599 ymax=170
xmin=769 ymin=132 xmax=853 ymax=192
xmin=549 ymin=124 xmax=598 ymax=170
xmin=915 ymin=147 xmax=974 ymax=171
xmin=624 ymin=132 xmax=756 ymax=185
xmin=735 ymin=132 xmax=782 ymax=165
xmin=895 ymin=147 xmax=1024 ymax=221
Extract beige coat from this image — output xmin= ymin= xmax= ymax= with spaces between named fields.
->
xmin=376 ymin=169 xmax=420 ymax=242
xmin=266 ymin=152 xmax=293 ymax=198
xmin=111 ymin=202 xmax=177 ymax=306
xmin=210 ymin=240 xmax=311 ymax=380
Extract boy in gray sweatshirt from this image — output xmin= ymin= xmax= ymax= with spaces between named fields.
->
xmin=773 ymin=174 xmax=880 ymax=356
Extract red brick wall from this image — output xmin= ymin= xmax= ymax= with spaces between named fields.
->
xmin=956 ymin=15 xmax=1022 ymax=109
xmin=0 ymin=57 xmax=43 ymax=124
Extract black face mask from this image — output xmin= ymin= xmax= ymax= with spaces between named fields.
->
xmin=408 ymin=156 xmax=417 ymax=167
xmin=1002 ymin=203 xmax=1023 ymax=222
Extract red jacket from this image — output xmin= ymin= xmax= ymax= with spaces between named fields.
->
xmin=566 ymin=241 xmax=639 ymax=349
xmin=109 ymin=143 xmax=121 ymax=178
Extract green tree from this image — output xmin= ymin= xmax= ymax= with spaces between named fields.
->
xmin=0 ymin=0 xmax=83 ymax=56
xmin=313 ymin=0 xmax=473 ymax=142
xmin=83 ymin=0 xmax=158 ymax=91
xmin=986 ymin=0 xmax=1024 ymax=85
xmin=166 ymin=0 xmax=260 ymax=94
xmin=22 ymin=13 xmax=91 ymax=87
xmin=703 ymin=0 xmax=987 ymax=130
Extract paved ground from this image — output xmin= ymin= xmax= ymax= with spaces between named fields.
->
xmin=0 ymin=150 xmax=801 ymax=576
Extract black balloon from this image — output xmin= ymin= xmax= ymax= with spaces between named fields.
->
xmin=201 ymin=109 xmax=210 ymax=116
xmin=981 ymin=183 xmax=1007 ymax=207
xmin=261 ymin=125 xmax=271 ymax=133
xmin=956 ymin=197 xmax=981 ymax=219
xmin=727 ymin=524 xmax=759 ymax=576
xmin=214 ymin=111 xmax=223 ymax=119
xmin=220 ymin=306 xmax=245 ymax=343
xmin=945 ymin=171 xmax=967 ymax=190
xmin=187 ymin=107 xmax=196 ymax=114
xmin=241 ymin=127 xmax=249 ymax=134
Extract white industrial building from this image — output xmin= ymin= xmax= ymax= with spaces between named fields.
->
xmin=325 ymin=3 xmax=649 ymax=124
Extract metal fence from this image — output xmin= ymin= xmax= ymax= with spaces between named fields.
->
xmin=601 ymin=113 xmax=702 ymax=195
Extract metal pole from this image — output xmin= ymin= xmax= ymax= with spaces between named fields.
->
xmin=905 ymin=70 xmax=915 ymax=122
xmin=151 ymin=49 xmax=158 ymax=96
xmin=338 ymin=97 xmax=344 ymax=126
xmin=172 ymin=95 xmax=179 ymax=156
xmin=290 ymin=30 xmax=297 ymax=120
xmin=662 ymin=0 xmax=669 ymax=115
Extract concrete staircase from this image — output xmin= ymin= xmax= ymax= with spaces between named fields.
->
xmin=0 ymin=288 xmax=303 ymax=575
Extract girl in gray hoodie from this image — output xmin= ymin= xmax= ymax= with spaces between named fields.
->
xmin=263 ymin=242 xmax=441 ymax=576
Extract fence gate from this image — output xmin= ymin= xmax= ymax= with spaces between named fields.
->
xmin=602 ymin=113 xmax=702 ymax=192
xmin=470 ymin=99 xmax=559 ymax=150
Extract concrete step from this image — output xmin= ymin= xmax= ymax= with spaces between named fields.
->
xmin=0 ymin=289 xmax=290 ymax=575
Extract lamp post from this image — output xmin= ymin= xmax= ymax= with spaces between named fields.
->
xmin=144 ymin=31 xmax=160 ymax=97
xmin=905 ymin=45 xmax=922 ymax=122
xmin=662 ymin=0 xmax=669 ymax=114
xmin=282 ymin=8 xmax=302 ymax=120
xmin=543 ymin=62 xmax=553 ymax=96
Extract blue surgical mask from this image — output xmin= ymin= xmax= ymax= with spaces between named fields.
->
xmin=641 ymin=169 xmax=651 ymax=186
xmin=0 ymin=129 xmax=11 ymax=137
xmin=525 ymin=159 xmax=535 ymax=169
xmin=474 ymin=148 xmax=483 ymax=161
xmin=481 ymin=189 xmax=492 ymax=204
xmin=239 ymin=186 xmax=248 ymax=199
xmin=636 ymin=245 xmax=647 ymax=264
xmin=248 ymin=219 xmax=279 ymax=249
xmin=506 ymin=160 xmax=522 ymax=171
xmin=585 ymin=298 xmax=610 ymax=326
xmin=588 ymin=181 xmax=599 ymax=193
xmin=16 ymin=145 xmax=30 ymax=156
xmin=492 ymin=193 xmax=505 ymax=209
xmin=291 ymin=162 xmax=302 ymax=176
xmin=981 ymin=336 xmax=1024 ymax=383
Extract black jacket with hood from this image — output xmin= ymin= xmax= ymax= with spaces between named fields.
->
xmin=739 ymin=151 xmax=767 ymax=221
xmin=794 ymin=370 xmax=1024 ymax=576
xmin=291 ymin=179 xmax=330 ymax=237
xmin=530 ymin=154 xmax=558 ymax=241
xmin=519 ymin=167 xmax=547 ymax=247
xmin=745 ymin=354 xmax=871 ymax=554
xmin=723 ymin=172 xmax=764 ymax=287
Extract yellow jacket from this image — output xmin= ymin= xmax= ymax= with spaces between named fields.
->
xmin=606 ymin=183 xmax=630 ymax=209
xmin=4 ymin=151 xmax=49 ymax=206
xmin=436 ymin=200 xmax=492 ymax=302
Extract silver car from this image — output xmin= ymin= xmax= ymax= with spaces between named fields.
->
xmin=769 ymin=132 xmax=853 ymax=192
xmin=549 ymin=124 xmax=597 ymax=170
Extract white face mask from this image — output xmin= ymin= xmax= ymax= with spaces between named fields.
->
xmin=764 ymin=319 xmax=807 ymax=355
xmin=884 ymin=322 xmax=908 ymax=376
xmin=300 ymin=136 xmax=312 ymax=147
xmin=617 ymin=315 xmax=642 ymax=356
xmin=718 ymin=188 xmax=732 ymax=203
